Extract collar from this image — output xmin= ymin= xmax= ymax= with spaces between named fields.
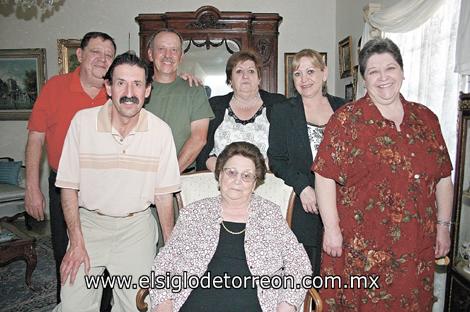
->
xmin=96 ymin=100 xmax=149 ymax=133
xmin=152 ymin=76 xmax=180 ymax=87
xmin=69 ymin=66 xmax=84 ymax=93
xmin=69 ymin=66 xmax=107 ymax=99
xmin=360 ymin=93 xmax=415 ymax=126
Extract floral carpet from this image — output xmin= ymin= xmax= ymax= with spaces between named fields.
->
xmin=0 ymin=236 xmax=56 ymax=312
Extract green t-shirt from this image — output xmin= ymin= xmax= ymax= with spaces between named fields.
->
xmin=145 ymin=77 xmax=214 ymax=154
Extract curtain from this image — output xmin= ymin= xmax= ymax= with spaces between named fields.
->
xmin=358 ymin=0 xmax=461 ymax=167
xmin=357 ymin=0 xmax=445 ymax=98
xmin=366 ymin=0 xmax=445 ymax=32
xmin=385 ymin=0 xmax=461 ymax=167
xmin=455 ymin=0 xmax=470 ymax=74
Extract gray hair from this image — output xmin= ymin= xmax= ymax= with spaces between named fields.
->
xmin=146 ymin=28 xmax=184 ymax=52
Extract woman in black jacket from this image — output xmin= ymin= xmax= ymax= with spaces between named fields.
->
xmin=268 ymin=49 xmax=346 ymax=273
xmin=197 ymin=50 xmax=285 ymax=171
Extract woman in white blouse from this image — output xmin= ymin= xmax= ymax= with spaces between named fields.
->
xmin=196 ymin=50 xmax=286 ymax=171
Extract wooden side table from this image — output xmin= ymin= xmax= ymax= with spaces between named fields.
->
xmin=0 ymin=220 xmax=37 ymax=288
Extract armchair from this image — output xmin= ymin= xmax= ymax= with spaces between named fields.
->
xmin=137 ymin=171 xmax=323 ymax=311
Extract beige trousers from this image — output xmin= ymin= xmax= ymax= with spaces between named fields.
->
xmin=53 ymin=208 xmax=158 ymax=312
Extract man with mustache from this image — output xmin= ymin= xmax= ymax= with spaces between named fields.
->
xmin=146 ymin=29 xmax=214 ymax=173
xmin=52 ymin=52 xmax=180 ymax=312
xmin=26 ymin=32 xmax=116 ymax=304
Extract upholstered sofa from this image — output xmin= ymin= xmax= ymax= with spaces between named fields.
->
xmin=0 ymin=157 xmax=29 ymax=226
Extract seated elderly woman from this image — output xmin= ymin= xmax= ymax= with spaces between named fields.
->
xmin=196 ymin=50 xmax=286 ymax=171
xmin=150 ymin=142 xmax=311 ymax=312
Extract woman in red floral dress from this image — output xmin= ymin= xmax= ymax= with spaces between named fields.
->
xmin=312 ymin=38 xmax=454 ymax=311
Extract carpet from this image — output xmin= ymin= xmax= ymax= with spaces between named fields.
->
xmin=0 ymin=236 xmax=57 ymax=312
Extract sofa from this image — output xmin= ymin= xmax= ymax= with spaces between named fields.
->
xmin=0 ymin=157 xmax=30 ymax=227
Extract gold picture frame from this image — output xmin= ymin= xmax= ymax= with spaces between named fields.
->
xmin=57 ymin=39 xmax=80 ymax=75
xmin=0 ymin=48 xmax=47 ymax=120
xmin=284 ymin=53 xmax=296 ymax=98
xmin=284 ymin=52 xmax=327 ymax=98
xmin=338 ymin=36 xmax=353 ymax=78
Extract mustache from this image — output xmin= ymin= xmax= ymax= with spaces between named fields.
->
xmin=119 ymin=96 xmax=139 ymax=104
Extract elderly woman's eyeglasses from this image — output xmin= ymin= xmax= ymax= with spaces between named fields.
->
xmin=222 ymin=168 xmax=257 ymax=183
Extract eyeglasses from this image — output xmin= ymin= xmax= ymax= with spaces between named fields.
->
xmin=222 ymin=168 xmax=257 ymax=183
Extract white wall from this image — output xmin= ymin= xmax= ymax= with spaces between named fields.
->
xmin=0 ymin=0 xmax=338 ymax=217
xmin=335 ymin=0 xmax=399 ymax=99
xmin=0 ymin=0 xmax=338 ymax=93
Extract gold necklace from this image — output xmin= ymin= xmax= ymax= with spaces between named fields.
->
xmin=221 ymin=221 xmax=246 ymax=235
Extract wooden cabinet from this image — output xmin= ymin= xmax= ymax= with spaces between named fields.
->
xmin=135 ymin=6 xmax=282 ymax=93
xmin=445 ymin=92 xmax=470 ymax=311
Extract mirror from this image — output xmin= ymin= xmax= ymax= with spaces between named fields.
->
xmin=179 ymin=39 xmax=240 ymax=97
xmin=136 ymin=6 xmax=282 ymax=93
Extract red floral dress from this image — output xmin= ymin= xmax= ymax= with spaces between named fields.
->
xmin=312 ymin=94 xmax=452 ymax=311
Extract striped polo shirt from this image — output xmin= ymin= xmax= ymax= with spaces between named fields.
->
xmin=55 ymin=100 xmax=181 ymax=217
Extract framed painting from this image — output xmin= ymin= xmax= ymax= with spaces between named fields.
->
xmin=338 ymin=36 xmax=353 ymax=78
xmin=57 ymin=39 xmax=80 ymax=75
xmin=284 ymin=53 xmax=296 ymax=98
xmin=0 ymin=48 xmax=47 ymax=120
xmin=284 ymin=51 xmax=327 ymax=98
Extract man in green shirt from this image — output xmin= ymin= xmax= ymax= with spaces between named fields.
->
xmin=146 ymin=29 xmax=214 ymax=173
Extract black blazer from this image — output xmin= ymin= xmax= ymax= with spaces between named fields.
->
xmin=267 ymin=94 xmax=345 ymax=246
xmin=196 ymin=89 xmax=286 ymax=170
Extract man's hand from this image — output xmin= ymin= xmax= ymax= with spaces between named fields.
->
xmin=155 ymin=193 xmax=175 ymax=243
xmin=60 ymin=188 xmax=87 ymax=285
xmin=25 ymin=187 xmax=46 ymax=221
xmin=60 ymin=241 xmax=90 ymax=286
xmin=179 ymin=72 xmax=202 ymax=87
xmin=178 ymin=118 xmax=209 ymax=173
xmin=25 ymin=130 xmax=46 ymax=221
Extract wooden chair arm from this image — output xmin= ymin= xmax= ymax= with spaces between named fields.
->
xmin=136 ymin=287 xmax=149 ymax=312
xmin=136 ymin=283 xmax=322 ymax=312
xmin=303 ymin=287 xmax=323 ymax=312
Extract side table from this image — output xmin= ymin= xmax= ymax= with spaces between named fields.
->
xmin=0 ymin=219 xmax=37 ymax=288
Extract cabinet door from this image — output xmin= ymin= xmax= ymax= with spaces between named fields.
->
xmin=453 ymin=109 xmax=470 ymax=279
xmin=449 ymin=274 xmax=470 ymax=311
xmin=446 ymin=94 xmax=470 ymax=311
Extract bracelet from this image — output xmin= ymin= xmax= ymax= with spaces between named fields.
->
xmin=437 ymin=220 xmax=452 ymax=231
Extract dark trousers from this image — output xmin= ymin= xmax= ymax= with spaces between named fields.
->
xmin=48 ymin=170 xmax=112 ymax=311
xmin=304 ymin=245 xmax=322 ymax=277
xmin=48 ymin=170 xmax=68 ymax=303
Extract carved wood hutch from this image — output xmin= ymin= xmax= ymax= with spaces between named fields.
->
xmin=135 ymin=6 xmax=282 ymax=93
xmin=445 ymin=92 xmax=470 ymax=311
